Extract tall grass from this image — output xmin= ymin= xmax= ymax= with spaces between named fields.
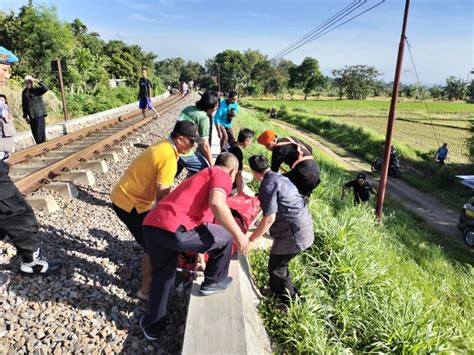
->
xmin=238 ymin=107 xmax=474 ymax=353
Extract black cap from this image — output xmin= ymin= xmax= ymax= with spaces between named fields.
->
xmin=172 ymin=120 xmax=202 ymax=143
xmin=356 ymin=173 xmax=366 ymax=180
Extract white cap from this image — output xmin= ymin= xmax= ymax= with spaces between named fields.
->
xmin=24 ymin=75 xmax=33 ymax=82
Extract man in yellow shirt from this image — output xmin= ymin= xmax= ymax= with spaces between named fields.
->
xmin=110 ymin=120 xmax=200 ymax=300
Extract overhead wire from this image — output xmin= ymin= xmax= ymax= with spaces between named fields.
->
xmin=271 ymin=0 xmax=362 ymax=60
xmin=272 ymin=0 xmax=386 ymax=60
xmin=276 ymin=0 xmax=386 ymax=59
xmin=405 ymin=38 xmax=442 ymax=147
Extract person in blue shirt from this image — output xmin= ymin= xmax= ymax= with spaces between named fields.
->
xmin=435 ymin=143 xmax=448 ymax=166
xmin=214 ymin=91 xmax=238 ymax=152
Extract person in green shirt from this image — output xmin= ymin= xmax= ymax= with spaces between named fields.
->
xmin=176 ymin=91 xmax=219 ymax=176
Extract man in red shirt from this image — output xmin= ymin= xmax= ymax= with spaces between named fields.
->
xmin=139 ymin=152 xmax=249 ymax=340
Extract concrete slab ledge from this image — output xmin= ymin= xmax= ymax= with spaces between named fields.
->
xmin=14 ymin=92 xmax=170 ymax=150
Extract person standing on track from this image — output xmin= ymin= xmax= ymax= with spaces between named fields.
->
xmin=341 ymin=173 xmax=377 ymax=205
xmin=257 ymin=129 xmax=320 ymax=199
xmin=22 ymin=75 xmax=48 ymax=144
xmin=0 ymin=46 xmax=62 ymax=287
xmin=139 ymin=153 xmax=249 ymax=340
xmin=176 ymin=91 xmax=218 ymax=176
xmin=138 ymin=68 xmax=159 ymax=119
xmin=214 ymin=91 xmax=239 ymax=152
xmin=110 ymin=121 xmax=201 ymax=300
xmin=247 ymin=155 xmax=314 ymax=309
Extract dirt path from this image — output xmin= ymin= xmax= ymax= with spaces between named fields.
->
xmin=271 ymin=120 xmax=469 ymax=251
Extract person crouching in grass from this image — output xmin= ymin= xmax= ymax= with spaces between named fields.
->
xmin=247 ymin=155 xmax=314 ymax=308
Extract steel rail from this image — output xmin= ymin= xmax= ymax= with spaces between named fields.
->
xmin=9 ymin=94 xmax=178 ymax=165
xmin=14 ymin=94 xmax=186 ymax=194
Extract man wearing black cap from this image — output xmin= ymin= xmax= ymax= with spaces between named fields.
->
xmin=0 ymin=46 xmax=62 ymax=286
xmin=341 ymin=173 xmax=377 ymax=205
xmin=111 ymin=120 xmax=200 ymax=300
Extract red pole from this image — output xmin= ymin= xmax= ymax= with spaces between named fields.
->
xmin=375 ymin=0 xmax=410 ymax=222
xmin=57 ymin=59 xmax=69 ymax=121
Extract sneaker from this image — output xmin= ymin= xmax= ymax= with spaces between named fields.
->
xmin=20 ymin=250 xmax=62 ymax=275
xmin=135 ymin=290 xmax=149 ymax=301
xmin=140 ymin=315 xmax=157 ymax=341
xmin=199 ymin=276 xmax=233 ymax=296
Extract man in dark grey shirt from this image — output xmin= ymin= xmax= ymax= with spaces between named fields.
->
xmin=248 ymin=155 xmax=314 ymax=305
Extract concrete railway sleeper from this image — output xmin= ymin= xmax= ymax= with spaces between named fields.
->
xmin=11 ymin=94 xmax=185 ymax=194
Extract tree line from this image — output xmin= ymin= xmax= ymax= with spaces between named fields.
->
xmin=1 ymin=2 xmax=472 ymax=118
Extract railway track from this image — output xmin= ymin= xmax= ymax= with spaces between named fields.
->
xmin=9 ymin=94 xmax=186 ymax=194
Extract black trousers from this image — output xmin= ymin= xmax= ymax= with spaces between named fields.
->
xmin=142 ymin=223 xmax=233 ymax=334
xmin=268 ymin=252 xmax=299 ymax=302
xmin=112 ymin=204 xmax=149 ymax=250
xmin=0 ymin=190 xmax=39 ymax=263
xmin=30 ymin=115 xmax=46 ymax=144
xmin=284 ymin=160 xmax=321 ymax=198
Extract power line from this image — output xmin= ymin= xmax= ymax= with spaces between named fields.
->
xmin=405 ymin=38 xmax=441 ymax=147
xmin=273 ymin=0 xmax=386 ymax=60
xmin=271 ymin=1 xmax=362 ymax=59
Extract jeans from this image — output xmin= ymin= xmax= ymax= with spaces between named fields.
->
xmin=176 ymin=151 xmax=210 ymax=176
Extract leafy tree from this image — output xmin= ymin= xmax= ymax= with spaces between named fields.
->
xmin=155 ymin=57 xmax=185 ymax=86
xmin=430 ymin=85 xmax=444 ymax=100
xmin=467 ymin=80 xmax=474 ymax=102
xmin=332 ymin=65 xmax=379 ymax=100
xmin=444 ymin=76 xmax=467 ymax=101
xmin=0 ymin=4 xmax=75 ymax=83
xmin=179 ymin=61 xmax=205 ymax=84
xmin=289 ymin=57 xmax=324 ymax=100
xmin=212 ymin=50 xmax=250 ymax=93
xmin=197 ymin=75 xmax=217 ymax=90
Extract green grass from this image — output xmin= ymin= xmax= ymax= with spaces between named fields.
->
xmin=243 ymin=99 xmax=473 ymax=209
xmin=251 ymin=98 xmax=474 ymax=113
xmin=237 ymin=107 xmax=474 ymax=353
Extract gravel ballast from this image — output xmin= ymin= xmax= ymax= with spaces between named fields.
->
xmin=0 ymin=95 xmax=197 ymax=354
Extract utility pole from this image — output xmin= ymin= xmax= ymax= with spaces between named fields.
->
xmin=217 ymin=64 xmax=221 ymax=95
xmin=57 ymin=58 xmax=68 ymax=121
xmin=375 ymin=0 xmax=410 ymax=222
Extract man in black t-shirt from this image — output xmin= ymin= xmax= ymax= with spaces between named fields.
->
xmin=228 ymin=128 xmax=255 ymax=194
xmin=341 ymin=173 xmax=377 ymax=205
xmin=138 ymin=68 xmax=159 ymax=119
xmin=257 ymin=129 xmax=320 ymax=198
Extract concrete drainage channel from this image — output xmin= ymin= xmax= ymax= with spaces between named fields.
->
xmin=2 ymin=92 xmax=272 ymax=353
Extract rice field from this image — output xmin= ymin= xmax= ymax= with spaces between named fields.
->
xmin=248 ymin=99 xmax=473 ymax=164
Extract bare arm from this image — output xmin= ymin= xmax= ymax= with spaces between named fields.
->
xmin=235 ymin=171 xmax=244 ymax=194
xmin=155 ymin=185 xmax=171 ymax=202
xmin=341 ymin=185 xmax=347 ymax=200
xmin=200 ymin=138 xmax=213 ymax=167
xmin=249 ymin=213 xmax=276 ymax=243
xmin=209 ymin=189 xmax=248 ymax=253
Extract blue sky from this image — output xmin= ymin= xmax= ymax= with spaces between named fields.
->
xmin=1 ymin=0 xmax=472 ymax=85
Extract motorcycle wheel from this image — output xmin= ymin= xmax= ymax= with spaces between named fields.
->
xmin=464 ymin=229 xmax=474 ymax=248
xmin=371 ymin=164 xmax=378 ymax=173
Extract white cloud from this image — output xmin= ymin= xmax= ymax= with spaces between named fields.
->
xmin=129 ymin=13 xmax=158 ymax=23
